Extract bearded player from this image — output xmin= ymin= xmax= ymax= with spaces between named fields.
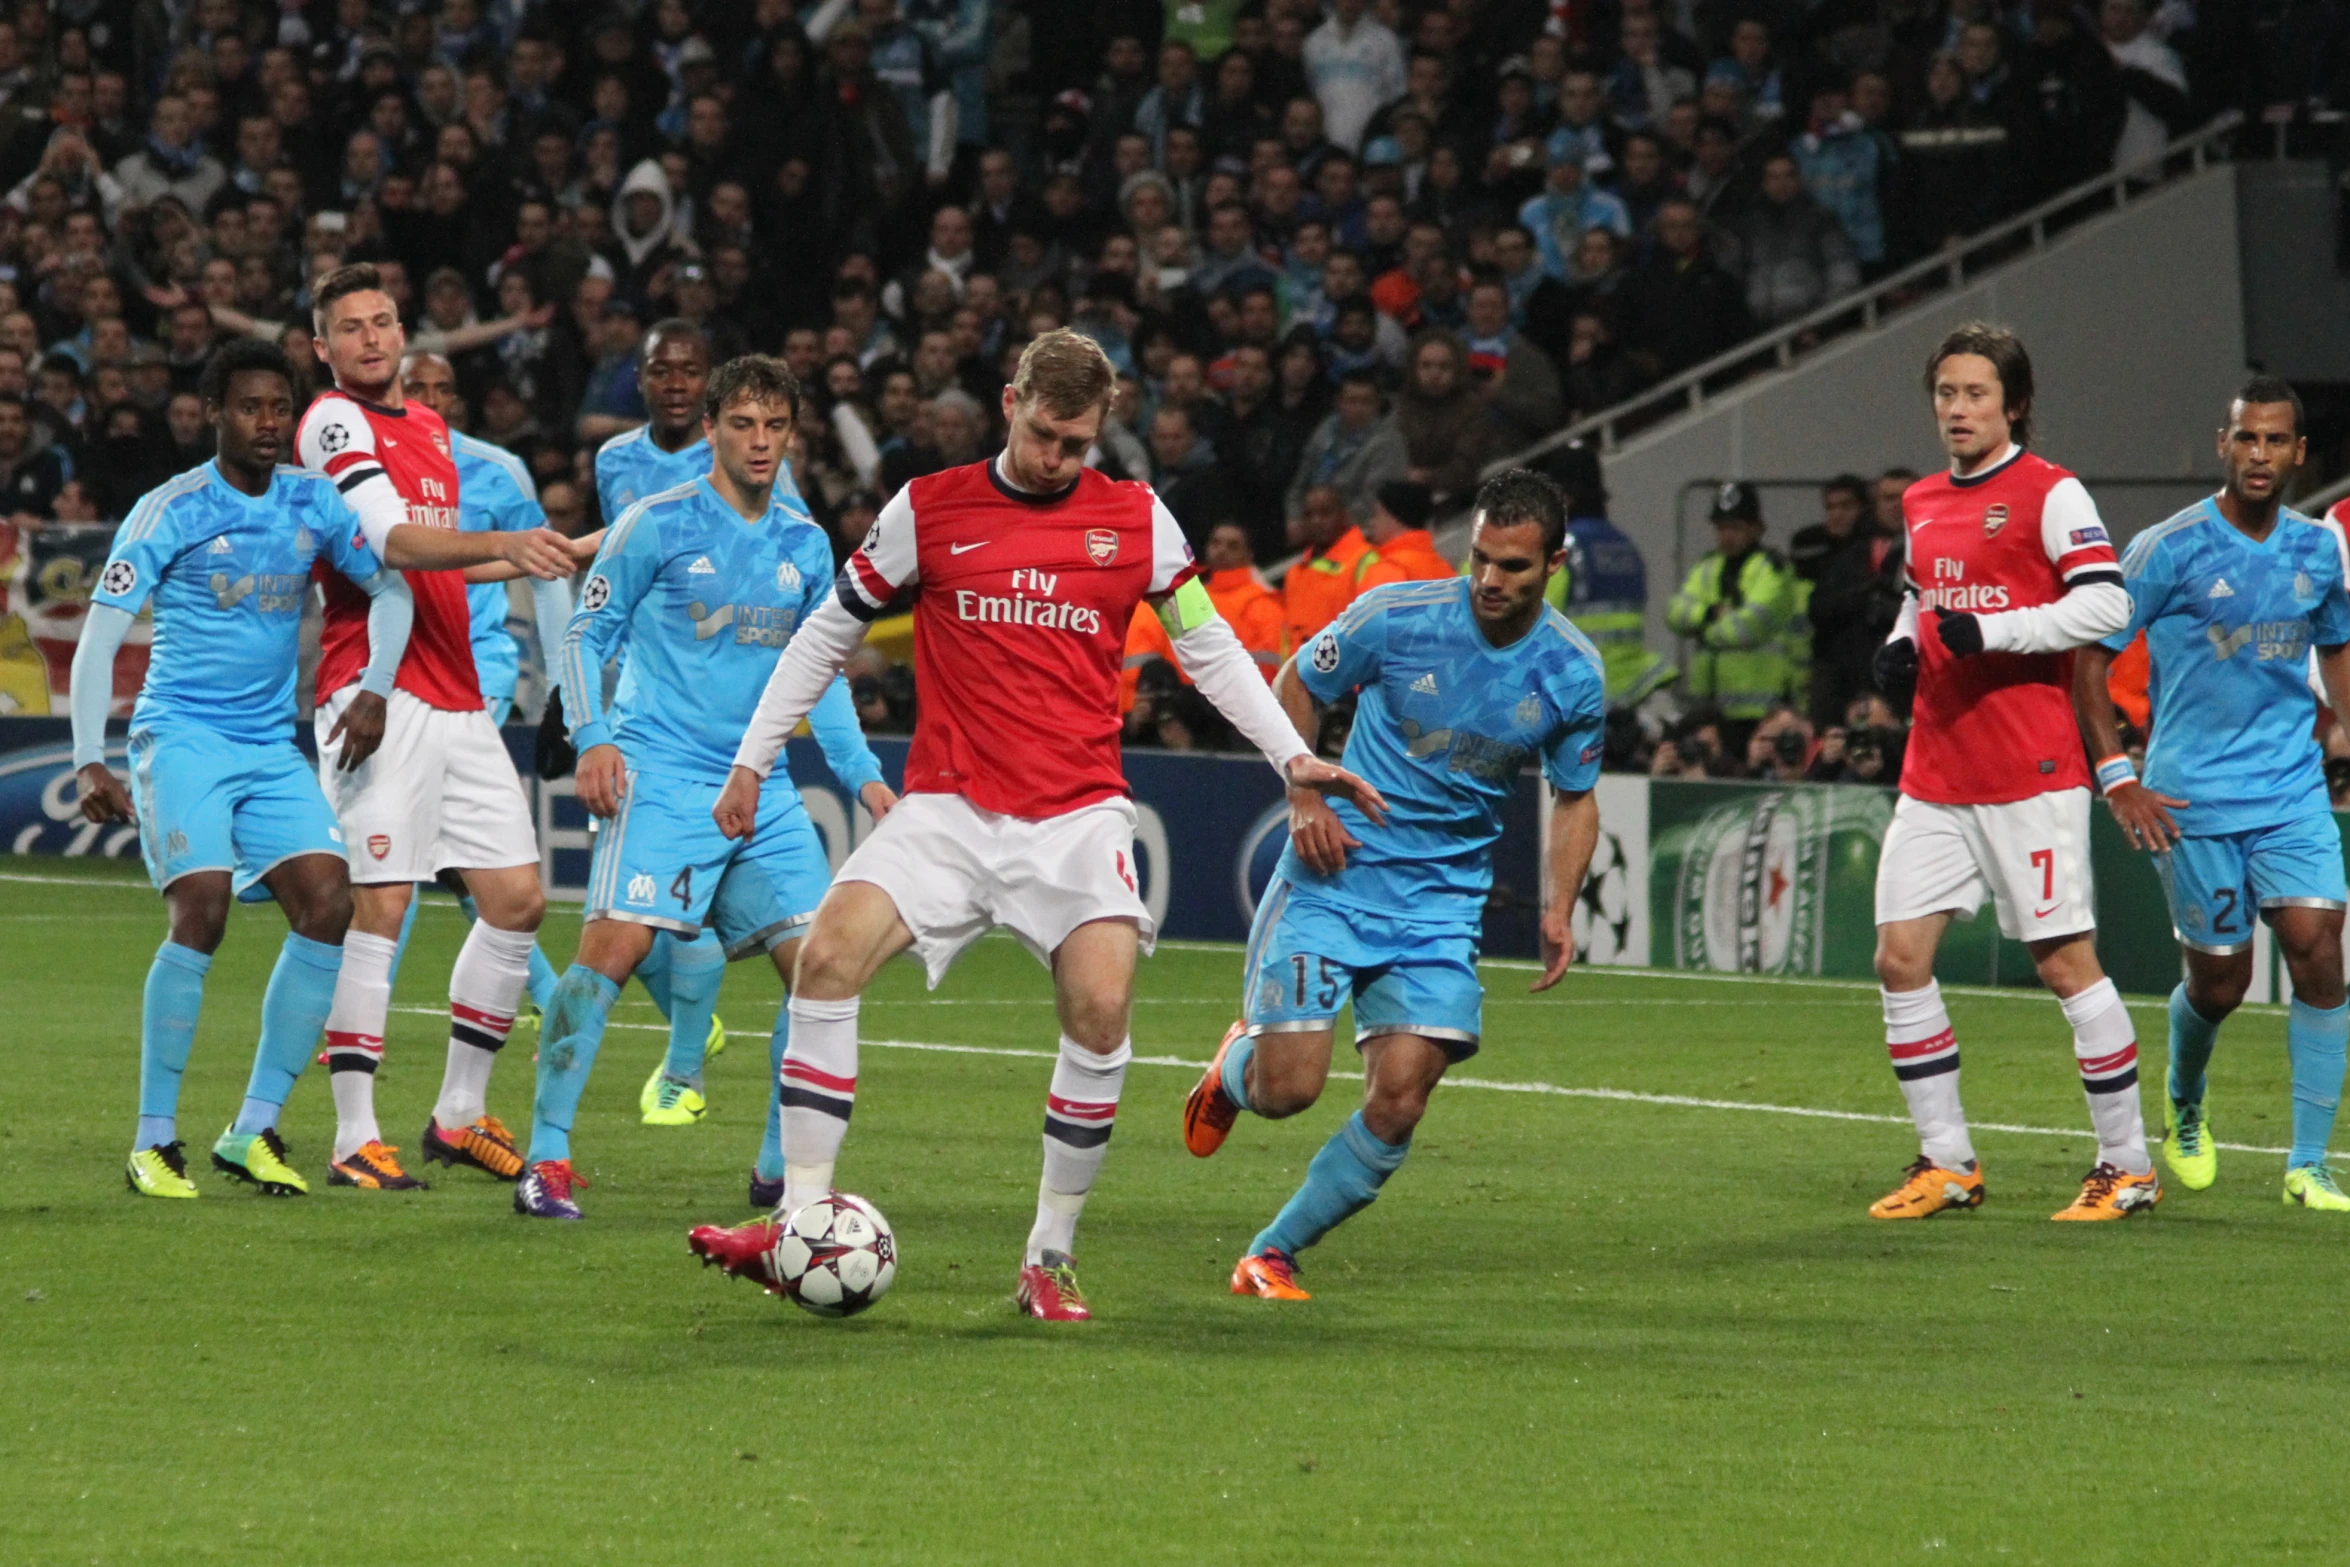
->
xmin=2074 ymin=379 xmax=2350 ymax=1210
xmin=1868 ymin=322 xmax=2155 ymax=1221
xmin=297 ymin=262 xmax=577 ymax=1191
xmin=685 ymin=330 xmax=1384 ymax=1320
xmin=1182 ymin=469 xmax=1605 ymax=1301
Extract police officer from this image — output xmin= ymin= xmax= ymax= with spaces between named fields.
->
xmin=1665 ymin=481 xmax=1796 ymax=752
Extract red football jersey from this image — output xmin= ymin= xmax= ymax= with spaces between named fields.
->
xmin=296 ymin=389 xmax=479 ymax=710
xmin=839 ymin=459 xmax=1197 ymax=818
xmin=1900 ymin=447 xmax=2117 ymax=804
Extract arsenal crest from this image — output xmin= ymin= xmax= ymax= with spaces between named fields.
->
xmin=1983 ymin=503 xmax=2009 ymax=537
xmin=367 ymin=834 xmax=391 ymax=860
xmin=1085 ymin=528 xmax=1118 ymax=565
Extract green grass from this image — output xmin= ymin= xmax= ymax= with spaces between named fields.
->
xmin=3 ymin=853 xmax=2348 ymax=1565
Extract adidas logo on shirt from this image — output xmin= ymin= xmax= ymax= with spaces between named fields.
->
xmin=2210 ymin=578 xmax=2234 ymax=598
xmin=209 ymin=535 xmax=233 ymax=553
xmin=688 ymin=556 xmax=716 ymax=574
xmin=1411 ymin=672 xmax=1438 ymax=695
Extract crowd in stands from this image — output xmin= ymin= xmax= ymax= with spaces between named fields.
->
xmin=0 ymin=0 xmax=2309 ymax=766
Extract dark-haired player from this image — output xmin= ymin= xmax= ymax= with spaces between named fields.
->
xmin=296 ymin=262 xmax=577 ymax=1192
xmin=70 ymin=340 xmax=415 ymax=1198
xmin=1867 ymin=322 xmax=2152 ymax=1222
xmin=518 ymin=355 xmax=891 ymax=1219
xmin=1182 ymin=468 xmax=1607 ymax=1300
xmin=2074 ymin=378 xmax=2350 ymax=1210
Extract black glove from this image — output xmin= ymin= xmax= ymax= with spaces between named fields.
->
xmin=1873 ymin=635 xmax=1919 ymax=708
xmin=535 ymin=687 xmax=576 ymax=780
xmin=1933 ymin=607 xmax=1985 ymax=657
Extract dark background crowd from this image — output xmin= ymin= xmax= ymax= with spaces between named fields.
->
xmin=0 ymin=0 xmax=2332 ymax=758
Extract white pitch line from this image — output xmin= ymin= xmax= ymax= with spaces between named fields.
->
xmin=0 ymin=870 xmax=152 ymax=888
xmin=392 ymin=1005 xmax=2307 ymax=1162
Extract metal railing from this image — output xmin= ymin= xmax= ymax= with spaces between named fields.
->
xmin=1483 ymin=110 xmax=2248 ymax=477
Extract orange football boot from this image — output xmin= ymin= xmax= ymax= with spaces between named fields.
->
xmin=421 ymin=1114 xmax=524 ymax=1180
xmin=2051 ymin=1162 xmax=2161 ymax=1221
xmin=327 ymin=1140 xmax=426 ymax=1190
xmin=1231 ymin=1249 xmax=1311 ymax=1300
xmin=1868 ymin=1155 xmax=1985 ymax=1219
xmin=1182 ymin=1021 xmax=1247 ymax=1158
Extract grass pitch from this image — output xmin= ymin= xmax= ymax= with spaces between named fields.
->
xmin=3 ymin=854 xmax=2347 ymax=1566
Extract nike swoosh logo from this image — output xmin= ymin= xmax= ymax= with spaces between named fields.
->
xmin=2034 ymin=903 xmax=2060 ymax=919
xmin=950 ymin=541 xmax=988 ymax=554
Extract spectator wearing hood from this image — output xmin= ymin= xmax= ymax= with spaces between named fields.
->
xmin=605 ymin=157 xmax=696 ymax=308
xmin=1516 ymin=143 xmax=1629 ymax=283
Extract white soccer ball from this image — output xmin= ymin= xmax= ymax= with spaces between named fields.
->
xmin=767 ymin=1192 xmax=897 ymax=1318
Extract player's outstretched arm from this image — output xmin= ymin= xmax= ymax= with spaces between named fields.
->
xmin=2071 ymin=641 xmax=2184 ymax=851
xmin=1166 ymin=584 xmax=1387 ymax=824
xmin=1533 ymin=787 xmax=1601 ymax=992
xmin=382 ymin=521 xmax=576 ymax=579
xmin=67 ymin=602 xmax=135 ymax=823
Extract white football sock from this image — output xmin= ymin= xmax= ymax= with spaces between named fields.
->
xmin=324 ymin=931 xmax=395 ymax=1160
xmin=2062 ymin=979 xmax=2152 ymax=1175
xmin=779 ymin=994 xmax=860 ymax=1217
xmin=435 ymin=920 xmax=536 ymax=1128
xmin=1883 ymin=982 xmax=1974 ymax=1169
xmin=1026 ymin=1035 xmax=1130 ymax=1263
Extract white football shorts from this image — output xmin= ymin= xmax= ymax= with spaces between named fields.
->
xmin=315 ymin=685 xmax=539 ymax=884
xmin=835 ymin=791 xmax=1155 ymax=986
xmin=1874 ymin=787 xmax=2095 ymax=942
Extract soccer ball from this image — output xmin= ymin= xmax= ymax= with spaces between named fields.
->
xmin=767 ymin=1193 xmax=897 ymax=1318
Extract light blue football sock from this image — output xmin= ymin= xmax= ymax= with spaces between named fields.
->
xmin=528 ymin=966 xmax=620 ymax=1164
xmin=137 ymin=942 xmax=212 ymax=1148
xmin=2167 ymin=984 xmax=2221 ymax=1106
xmin=232 ymin=933 xmax=342 ymax=1135
xmin=660 ymin=931 xmax=726 ymax=1081
xmin=757 ymin=1004 xmax=789 ymax=1181
xmin=636 ymin=932 xmax=676 ymax=1020
xmin=2287 ymin=997 xmax=2348 ymax=1170
xmin=1220 ymin=1033 xmax=1257 ymax=1113
xmin=526 ymin=942 xmax=560 ymax=1013
xmin=385 ymin=888 xmax=423 ymax=995
xmin=1252 ymin=1111 xmax=1410 ymax=1259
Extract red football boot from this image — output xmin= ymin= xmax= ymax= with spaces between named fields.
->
xmin=1015 ymin=1251 xmax=1091 ymax=1321
xmin=688 ymin=1218 xmax=784 ymax=1294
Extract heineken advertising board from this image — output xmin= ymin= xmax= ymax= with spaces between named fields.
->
xmin=1639 ymin=778 xmax=2195 ymax=993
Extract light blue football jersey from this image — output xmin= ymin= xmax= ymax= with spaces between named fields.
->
xmin=1287 ymin=577 xmax=1607 ymax=923
xmin=594 ymin=424 xmax=805 ymax=523
xmin=559 ymin=477 xmax=879 ymax=790
xmin=93 ymin=461 xmax=383 ymax=740
xmin=452 ymin=431 xmax=545 ymax=704
xmin=2105 ymin=498 xmax=2350 ymax=835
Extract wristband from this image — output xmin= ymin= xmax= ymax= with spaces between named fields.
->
xmin=2094 ymin=754 xmax=2136 ymax=796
